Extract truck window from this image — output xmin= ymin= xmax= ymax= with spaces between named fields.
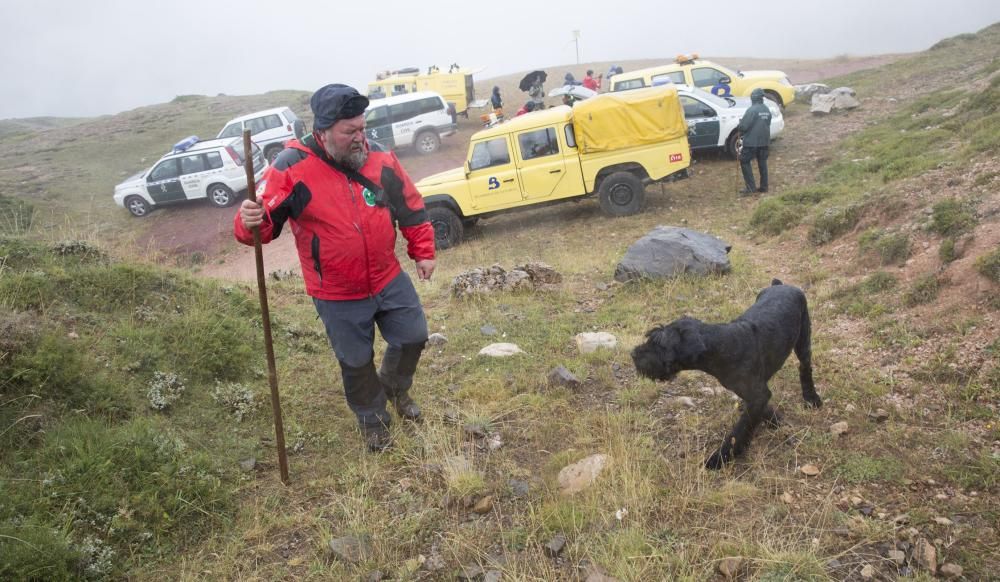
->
xmin=564 ymin=124 xmax=576 ymax=148
xmin=680 ymin=96 xmax=713 ymax=118
xmin=692 ymin=67 xmax=727 ymax=88
xmin=613 ymin=78 xmax=645 ymax=92
xmin=419 ymin=97 xmax=444 ymax=115
xmin=518 ymin=128 xmax=559 ymax=160
xmin=180 ymin=154 xmax=206 ymax=175
xmin=219 ymin=123 xmax=242 ymax=139
xmin=262 ymin=114 xmax=283 ymax=130
xmin=652 ymin=71 xmax=685 ymax=85
xmin=366 ymin=106 xmax=389 ymax=126
xmin=469 ymin=137 xmax=510 ymax=171
xmin=389 ymin=100 xmax=422 ymax=123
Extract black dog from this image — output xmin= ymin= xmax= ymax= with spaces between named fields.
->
xmin=632 ymin=279 xmax=822 ymax=469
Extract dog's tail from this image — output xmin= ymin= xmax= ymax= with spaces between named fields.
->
xmin=771 ymin=278 xmax=783 ymax=286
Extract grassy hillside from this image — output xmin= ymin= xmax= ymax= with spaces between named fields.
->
xmin=2 ymin=23 xmax=999 ymax=580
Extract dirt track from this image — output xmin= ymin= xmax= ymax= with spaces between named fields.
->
xmin=134 ymin=55 xmax=901 ymax=281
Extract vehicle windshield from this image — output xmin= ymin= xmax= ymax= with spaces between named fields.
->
xmin=691 ymin=88 xmax=737 ymax=109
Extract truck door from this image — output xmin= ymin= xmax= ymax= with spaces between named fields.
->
xmin=467 ymin=136 xmax=523 ymax=209
xmin=178 ymin=153 xmax=208 ymax=199
xmin=515 ymin=127 xmax=567 ymax=201
xmin=680 ymin=95 xmax=721 ymax=150
xmin=145 ymin=159 xmax=185 ymax=204
xmin=365 ymin=105 xmax=394 ymax=150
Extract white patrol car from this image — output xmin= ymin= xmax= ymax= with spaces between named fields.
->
xmin=113 ymin=136 xmax=265 ymax=217
xmin=363 ymin=91 xmax=457 ymax=155
xmin=670 ymin=83 xmax=784 ymax=157
xmin=217 ymin=107 xmax=305 ymax=164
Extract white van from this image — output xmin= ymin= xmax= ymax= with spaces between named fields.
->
xmin=363 ymin=92 xmax=457 ymax=155
xmin=217 ymin=107 xmax=305 ymax=164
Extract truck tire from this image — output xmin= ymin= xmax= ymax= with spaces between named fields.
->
xmin=598 ymin=171 xmax=645 ymax=216
xmin=207 ymin=183 xmax=236 ymax=208
xmin=125 ymin=195 xmax=151 ymax=217
xmin=428 ymin=206 xmax=463 ymax=249
xmin=726 ymin=131 xmax=743 ymax=159
xmin=415 ymin=130 xmax=440 ymax=155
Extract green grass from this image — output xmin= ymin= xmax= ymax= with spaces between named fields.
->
xmin=929 ymin=199 xmax=977 ymax=237
xmin=858 ymin=228 xmax=911 ymax=266
xmin=974 ymin=248 xmax=1000 ymax=283
xmin=904 ymin=273 xmax=943 ymax=306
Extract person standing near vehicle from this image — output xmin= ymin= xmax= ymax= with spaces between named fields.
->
xmin=738 ymin=88 xmax=772 ymax=195
xmin=582 ymin=69 xmax=601 ymax=91
xmin=490 ymin=86 xmax=504 ymax=120
xmin=234 ymin=84 xmax=436 ymax=452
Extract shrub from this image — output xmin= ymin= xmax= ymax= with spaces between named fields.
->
xmin=211 ymin=381 xmax=259 ymax=421
xmin=860 ymin=271 xmax=898 ymax=294
xmin=930 ymin=199 xmax=976 ymax=237
xmin=750 ymin=198 xmax=803 ymax=235
xmin=939 ymin=237 xmax=958 ymax=263
xmin=859 ymin=229 xmax=911 ymax=265
xmin=0 ymin=195 xmax=34 ymax=235
xmin=904 ymin=273 xmax=943 ymax=306
xmin=146 ymin=371 xmax=186 ymax=411
xmin=809 ymin=204 xmax=862 ymax=245
xmin=974 ymin=248 xmax=1000 ymax=283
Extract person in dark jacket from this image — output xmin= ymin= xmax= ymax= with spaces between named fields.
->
xmin=491 ymin=86 xmax=503 ymax=110
xmin=235 ymin=84 xmax=436 ymax=452
xmin=738 ymin=88 xmax=773 ymax=195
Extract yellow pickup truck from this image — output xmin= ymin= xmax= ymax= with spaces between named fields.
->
xmin=416 ymin=86 xmax=691 ymax=248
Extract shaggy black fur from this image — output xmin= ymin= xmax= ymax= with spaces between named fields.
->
xmin=632 ymin=279 xmax=822 ymax=469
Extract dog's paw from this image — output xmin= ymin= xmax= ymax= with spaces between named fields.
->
xmin=804 ymin=394 xmax=823 ymax=409
xmin=704 ymin=450 xmax=730 ymax=470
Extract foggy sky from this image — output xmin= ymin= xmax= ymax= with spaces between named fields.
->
xmin=1 ymin=0 xmax=998 ymax=119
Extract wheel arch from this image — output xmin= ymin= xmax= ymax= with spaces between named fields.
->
xmin=594 ymin=162 xmax=649 ymax=193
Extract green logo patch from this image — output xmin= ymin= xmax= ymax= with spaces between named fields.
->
xmin=362 ymin=187 xmax=376 ymax=207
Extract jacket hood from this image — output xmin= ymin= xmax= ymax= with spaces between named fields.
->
xmin=750 ymin=88 xmax=765 ymax=104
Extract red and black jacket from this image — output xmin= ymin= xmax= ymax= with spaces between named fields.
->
xmin=233 ymin=137 xmax=435 ymax=300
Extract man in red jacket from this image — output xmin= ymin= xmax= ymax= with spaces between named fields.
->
xmin=235 ymin=84 xmax=436 ymax=451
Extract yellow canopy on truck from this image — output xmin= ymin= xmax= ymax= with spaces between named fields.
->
xmin=572 ymin=86 xmax=687 ymax=153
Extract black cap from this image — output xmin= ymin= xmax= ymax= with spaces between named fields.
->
xmin=310 ymin=84 xmax=369 ymax=131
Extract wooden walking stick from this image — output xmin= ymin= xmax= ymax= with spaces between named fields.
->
xmin=242 ymin=130 xmax=290 ymax=484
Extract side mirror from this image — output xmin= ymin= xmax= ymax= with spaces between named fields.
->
xmin=464 ymin=161 xmax=471 ymax=177
xmin=719 ymin=76 xmax=731 ymax=85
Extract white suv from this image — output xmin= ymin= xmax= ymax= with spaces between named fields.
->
xmin=113 ymin=136 xmax=265 ymax=217
xmin=364 ymin=91 xmax=457 ymax=155
xmin=217 ymin=107 xmax=305 ymax=164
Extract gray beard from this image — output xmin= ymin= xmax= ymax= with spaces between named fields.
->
xmin=326 ymin=142 xmax=368 ymax=170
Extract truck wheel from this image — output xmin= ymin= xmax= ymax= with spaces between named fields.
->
xmin=207 ymin=183 xmax=236 ymax=207
xmin=726 ymin=131 xmax=743 ymax=159
xmin=415 ymin=131 xmax=440 ymax=155
xmin=763 ymin=90 xmax=784 ymax=109
xmin=598 ymin=172 xmax=645 ymax=216
xmin=428 ymin=206 xmax=464 ymax=249
xmin=125 ymin=195 xmax=151 ymax=217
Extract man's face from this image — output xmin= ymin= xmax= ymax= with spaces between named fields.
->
xmin=320 ymin=114 xmax=367 ymax=170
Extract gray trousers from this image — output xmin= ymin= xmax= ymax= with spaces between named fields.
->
xmin=313 ymin=272 xmax=428 ymax=427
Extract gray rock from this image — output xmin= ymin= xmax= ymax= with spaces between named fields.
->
xmin=463 ymin=422 xmax=488 ymax=439
xmin=451 ymin=262 xmax=562 ymax=298
xmin=483 ymin=570 xmax=502 ymax=582
xmin=548 ymin=366 xmax=581 ymax=389
xmin=575 ymin=332 xmax=618 ymax=354
xmin=614 ymin=226 xmax=731 ymax=282
xmin=328 ymin=536 xmax=370 ymax=564
xmin=794 ymin=83 xmax=831 ymax=100
xmin=508 ymin=479 xmax=530 ymax=498
xmin=480 ymin=325 xmax=498 ymax=336
xmin=913 ymin=538 xmax=937 ymax=573
xmin=558 ymin=454 xmax=609 ymax=494
xmin=718 ymin=557 xmax=742 ymax=579
xmin=427 ymin=332 xmax=448 ymax=346
xmin=811 ymin=87 xmax=860 ymax=113
xmin=239 ymin=457 xmax=257 ymax=472
xmin=940 ymin=563 xmax=963 ymax=578
xmin=478 ymin=343 xmax=524 ymax=357
xmin=544 ymin=534 xmax=567 ymax=557
xmin=365 ymin=570 xmax=384 ymax=582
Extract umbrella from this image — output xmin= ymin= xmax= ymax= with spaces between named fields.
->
xmin=547 ymin=85 xmax=597 ymax=100
xmin=519 ymin=70 xmax=547 ymax=92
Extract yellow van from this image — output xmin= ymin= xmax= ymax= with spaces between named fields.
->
xmin=367 ymin=65 xmax=480 ymax=117
xmin=416 ymin=86 xmax=692 ymax=248
xmin=611 ymin=55 xmax=795 ymax=107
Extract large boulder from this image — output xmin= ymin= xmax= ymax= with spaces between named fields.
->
xmin=614 ymin=226 xmax=731 ymax=282
xmin=795 ymin=83 xmax=830 ymax=101
xmin=811 ymin=87 xmax=860 ymax=113
xmin=451 ymin=262 xmax=562 ymax=298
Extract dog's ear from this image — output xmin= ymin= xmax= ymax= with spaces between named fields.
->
xmin=676 ymin=318 xmax=707 ymax=360
xmin=646 ymin=325 xmax=680 ymax=351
